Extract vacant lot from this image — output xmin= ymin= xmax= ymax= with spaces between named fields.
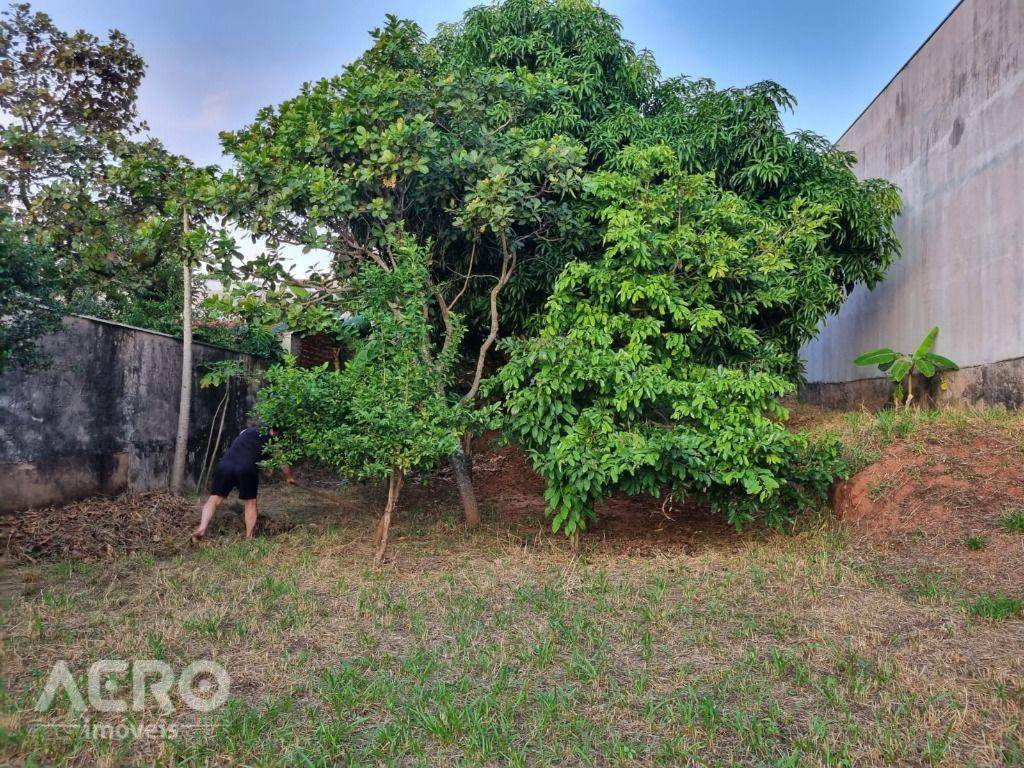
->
xmin=2 ymin=407 xmax=1022 ymax=767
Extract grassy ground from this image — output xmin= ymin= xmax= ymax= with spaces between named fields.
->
xmin=1 ymin=406 xmax=1022 ymax=766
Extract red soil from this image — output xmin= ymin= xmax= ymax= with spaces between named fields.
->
xmin=832 ymin=433 xmax=1024 ymax=590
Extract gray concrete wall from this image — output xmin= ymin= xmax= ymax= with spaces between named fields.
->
xmin=801 ymin=0 xmax=1024 ymax=403
xmin=0 ymin=315 xmax=263 ymax=512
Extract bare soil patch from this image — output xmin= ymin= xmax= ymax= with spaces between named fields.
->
xmin=827 ymin=418 xmax=1024 ymax=593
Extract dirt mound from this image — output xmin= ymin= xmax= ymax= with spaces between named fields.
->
xmin=833 ymin=433 xmax=1024 ymax=591
xmin=0 ymin=491 xmax=295 ymax=563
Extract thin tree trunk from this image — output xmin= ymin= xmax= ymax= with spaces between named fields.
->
xmin=450 ymin=439 xmax=479 ymax=528
xmin=196 ymin=388 xmax=229 ymax=493
xmin=170 ymin=209 xmax=193 ymax=494
xmin=373 ymin=466 xmax=404 ymax=566
xmin=460 ymin=236 xmax=515 ymax=406
xmin=433 ymin=290 xmax=481 ymax=528
xmin=444 ymin=239 xmax=516 ymax=529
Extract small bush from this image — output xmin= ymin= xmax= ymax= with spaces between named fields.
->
xmin=967 ymin=594 xmax=1022 ymax=621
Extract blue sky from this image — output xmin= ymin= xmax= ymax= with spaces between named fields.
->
xmin=33 ymin=0 xmax=959 ymax=167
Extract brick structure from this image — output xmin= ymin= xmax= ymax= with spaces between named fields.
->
xmin=298 ymin=332 xmax=343 ymax=369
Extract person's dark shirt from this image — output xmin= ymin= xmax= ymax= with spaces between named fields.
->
xmin=220 ymin=427 xmax=271 ymax=471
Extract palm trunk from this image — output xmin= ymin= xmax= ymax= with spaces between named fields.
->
xmin=170 ymin=209 xmax=193 ymax=493
xmin=373 ymin=466 xmax=404 ymax=566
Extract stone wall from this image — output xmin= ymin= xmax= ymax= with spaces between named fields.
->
xmin=0 ymin=315 xmax=264 ymax=513
xmin=800 ymin=0 xmax=1024 ymax=408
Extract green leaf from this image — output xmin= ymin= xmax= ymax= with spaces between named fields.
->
xmin=853 ymin=348 xmax=899 ymax=367
xmin=922 ymin=352 xmax=958 ymax=371
xmin=914 ymin=326 xmax=939 ymax=358
xmin=913 ymin=356 xmax=935 ymax=377
xmin=888 ymin=359 xmax=912 ymax=384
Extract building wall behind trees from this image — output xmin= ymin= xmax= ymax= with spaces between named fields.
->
xmin=0 ymin=315 xmax=263 ymax=512
xmin=801 ymin=0 xmax=1024 ymax=408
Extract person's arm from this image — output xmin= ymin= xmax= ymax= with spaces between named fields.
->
xmin=282 ymin=465 xmax=296 ymax=485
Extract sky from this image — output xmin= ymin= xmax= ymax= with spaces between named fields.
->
xmin=28 ymin=0 xmax=960 ymax=270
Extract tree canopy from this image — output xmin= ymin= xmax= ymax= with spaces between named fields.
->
xmin=0 ymin=212 xmax=61 ymax=372
xmin=221 ymin=0 xmax=900 ymax=536
xmin=493 ymin=146 xmax=845 ymax=533
xmin=223 ymin=0 xmax=898 ymax=379
xmin=0 ymin=1 xmax=144 ymax=212
xmin=0 ymin=2 xmax=279 ymax=357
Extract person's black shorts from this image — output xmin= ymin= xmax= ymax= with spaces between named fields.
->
xmin=209 ymin=461 xmax=260 ymax=500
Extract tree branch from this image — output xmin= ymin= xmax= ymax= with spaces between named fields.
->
xmin=460 ymin=232 xmax=515 ymax=405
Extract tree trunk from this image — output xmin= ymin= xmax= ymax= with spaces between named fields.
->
xmin=450 ymin=440 xmax=480 ymax=528
xmin=170 ymin=209 xmax=193 ymax=494
xmin=373 ymin=466 xmax=404 ymax=566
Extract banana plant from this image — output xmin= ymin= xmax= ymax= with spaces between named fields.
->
xmin=854 ymin=327 xmax=958 ymax=408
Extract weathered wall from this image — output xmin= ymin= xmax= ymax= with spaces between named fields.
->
xmin=801 ymin=0 xmax=1024 ymax=405
xmin=0 ymin=315 xmax=263 ymax=512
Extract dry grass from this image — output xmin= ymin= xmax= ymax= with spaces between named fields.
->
xmin=1 ymin=406 xmax=1023 ymax=766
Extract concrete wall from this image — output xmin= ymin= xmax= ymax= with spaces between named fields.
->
xmin=0 ymin=315 xmax=263 ymax=512
xmin=801 ymin=0 xmax=1024 ymax=405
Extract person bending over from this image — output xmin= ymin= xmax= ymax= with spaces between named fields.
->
xmin=192 ymin=425 xmax=294 ymax=541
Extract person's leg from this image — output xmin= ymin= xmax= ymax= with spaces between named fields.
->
xmin=192 ymin=495 xmax=224 ymax=539
xmin=243 ymin=498 xmax=258 ymax=539
xmin=194 ymin=462 xmax=236 ymax=540
xmin=238 ymin=466 xmax=260 ymax=539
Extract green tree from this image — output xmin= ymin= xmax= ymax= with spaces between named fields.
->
xmin=1 ymin=2 xmax=262 ymax=352
xmin=255 ymin=238 xmax=466 ymax=564
xmin=0 ymin=2 xmax=144 ymax=212
xmin=638 ymin=78 xmax=902 ymax=379
xmin=220 ymin=12 xmax=597 ymax=523
xmin=106 ymin=156 xmax=242 ymax=493
xmin=0 ymin=212 xmax=61 ymax=372
xmin=26 ymin=138 xmax=199 ymax=323
xmin=492 ymin=146 xmax=845 ymax=535
xmin=222 ymin=0 xmax=898 ymax=534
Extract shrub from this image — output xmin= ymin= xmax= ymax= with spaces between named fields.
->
xmin=255 ymin=239 xmax=466 ymax=563
xmin=492 ymin=147 xmax=847 ymax=535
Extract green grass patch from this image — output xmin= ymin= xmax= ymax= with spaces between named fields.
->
xmin=996 ymin=509 xmax=1024 ymax=534
xmin=967 ymin=593 xmax=1023 ymax=621
xmin=963 ymin=534 xmax=988 ymax=551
